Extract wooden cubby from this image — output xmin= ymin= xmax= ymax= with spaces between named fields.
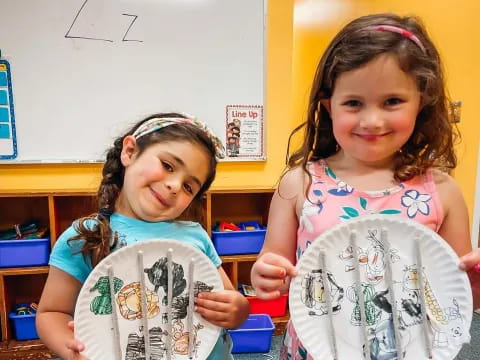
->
xmin=0 ymin=187 xmax=285 ymax=358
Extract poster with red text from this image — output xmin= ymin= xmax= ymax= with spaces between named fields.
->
xmin=225 ymin=105 xmax=264 ymax=160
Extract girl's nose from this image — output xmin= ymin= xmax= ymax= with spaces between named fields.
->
xmin=360 ymin=109 xmax=382 ymax=129
xmin=165 ymin=176 xmax=181 ymax=194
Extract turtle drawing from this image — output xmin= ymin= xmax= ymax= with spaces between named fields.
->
xmin=89 ymin=276 xmax=124 ymax=315
xmin=116 ymin=282 xmax=160 ymax=320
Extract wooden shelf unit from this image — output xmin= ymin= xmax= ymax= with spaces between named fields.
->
xmin=0 ymin=187 xmax=287 ymax=354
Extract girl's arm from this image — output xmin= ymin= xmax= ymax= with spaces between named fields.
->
xmin=36 ymin=266 xmax=88 ymax=360
xmin=435 ymin=170 xmax=480 ymax=308
xmin=251 ymin=167 xmax=303 ymax=300
xmin=194 ymin=266 xmax=250 ymax=329
xmin=435 ymin=170 xmax=472 ymax=257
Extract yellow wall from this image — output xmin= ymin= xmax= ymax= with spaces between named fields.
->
xmin=292 ymin=0 xmax=480 ymax=220
xmin=0 ymin=1 xmax=295 ymax=191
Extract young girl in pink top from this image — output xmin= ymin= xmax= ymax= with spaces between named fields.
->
xmin=251 ymin=13 xmax=480 ymax=359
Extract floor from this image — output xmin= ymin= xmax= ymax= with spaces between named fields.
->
xmin=233 ymin=313 xmax=480 ymax=360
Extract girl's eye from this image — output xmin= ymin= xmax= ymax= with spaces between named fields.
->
xmin=385 ymin=98 xmax=403 ymax=106
xmin=161 ymin=161 xmax=173 ymax=172
xmin=183 ymin=183 xmax=193 ymax=194
xmin=343 ymin=100 xmax=361 ymax=107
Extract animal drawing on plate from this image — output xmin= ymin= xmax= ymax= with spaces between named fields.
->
xmin=171 ymin=319 xmax=204 ymax=355
xmin=339 ymin=229 xmax=400 ymax=285
xmin=301 ymin=268 xmax=344 ymax=316
xmin=346 ymin=283 xmax=381 ymax=326
xmin=87 ymin=256 xmax=216 ymax=359
xmin=117 ymin=282 xmax=160 ymax=320
xmin=89 ymin=276 xmax=124 ymax=315
xmin=144 ymin=257 xmax=187 ymax=304
xmin=345 ymin=284 xmax=410 ymax=359
xmin=125 ymin=326 xmax=166 ymax=360
xmin=398 ymin=265 xmax=466 ymax=348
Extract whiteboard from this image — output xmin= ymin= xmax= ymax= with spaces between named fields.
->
xmin=0 ymin=0 xmax=266 ymax=163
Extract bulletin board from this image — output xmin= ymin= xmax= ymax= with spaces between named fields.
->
xmin=0 ymin=0 xmax=266 ymax=163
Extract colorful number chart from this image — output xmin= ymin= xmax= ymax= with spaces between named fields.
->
xmin=0 ymin=59 xmax=17 ymax=159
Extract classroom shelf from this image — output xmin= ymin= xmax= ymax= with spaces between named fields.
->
xmin=0 ymin=187 xmax=284 ymax=356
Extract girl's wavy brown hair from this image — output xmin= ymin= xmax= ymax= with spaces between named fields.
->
xmin=70 ymin=113 xmax=218 ymax=266
xmin=287 ymin=13 xmax=459 ymax=187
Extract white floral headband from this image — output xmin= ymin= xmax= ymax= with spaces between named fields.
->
xmin=132 ymin=115 xmax=225 ymax=159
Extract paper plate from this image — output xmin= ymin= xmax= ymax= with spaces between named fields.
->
xmin=289 ymin=214 xmax=472 ymax=360
xmin=74 ymin=239 xmax=223 ymax=360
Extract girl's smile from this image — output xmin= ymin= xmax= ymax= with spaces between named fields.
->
xmin=354 ymin=132 xmax=393 ymax=142
xmin=148 ymin=186 xmax=170 ymax=207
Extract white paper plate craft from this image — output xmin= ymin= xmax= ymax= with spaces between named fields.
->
xmin=289 ymin=214 xmax=472 ymax=360
xmin=74 ymin=239 xmax=223 ymax=360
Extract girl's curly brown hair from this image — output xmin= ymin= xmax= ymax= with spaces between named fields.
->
xmin=287 ymin=13 xmax=459 ymax=187
xmin=70 ymin=113 xmax=218 ymax=266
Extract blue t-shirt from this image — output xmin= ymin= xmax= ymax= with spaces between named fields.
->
xmin=49 ymin=212 xmax=232 ymax=360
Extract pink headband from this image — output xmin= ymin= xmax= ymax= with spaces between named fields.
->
xmin=369 ymin=24 xmax=426 ymax=53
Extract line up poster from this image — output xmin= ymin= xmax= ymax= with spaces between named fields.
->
xmin=225 ymin=105 xmax=264 ymax=160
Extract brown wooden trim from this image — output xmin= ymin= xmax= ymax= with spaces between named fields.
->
xmin=205 ymin=192 xmax=212 ymax=237
xmin=0 ymin=188 xmax=275 ymax=197
xmin=0 ymin=276 xmax=6 ymax=341
xmin=0 ymin=189 xmax=96 ymax=197
xmin=208 ymin=187 xmax=275 ymax=194
xmin=0 ymin=267 xmax=49 ymax=276
xmin=47 ymin=195 xmax=57 ymax=245
xmin=220 ymin=254 xmax=258 ymax=262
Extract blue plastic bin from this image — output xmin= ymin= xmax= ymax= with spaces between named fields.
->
xmin=0 ymin=238 xmax=50 ymax=267
xmin=211 ymin=226 xmax=266 ymax=255
xmin=228 ymin=314 xmax=274 ymax=353
xmin=9 ymin=313 xmax=39 ymax=340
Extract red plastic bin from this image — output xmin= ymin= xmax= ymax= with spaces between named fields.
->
xmin=247 ymin=293 xmax=288 ymax=317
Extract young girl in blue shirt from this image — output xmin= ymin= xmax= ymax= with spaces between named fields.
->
xmin=36 ymin=112 xmax=249 ymax=359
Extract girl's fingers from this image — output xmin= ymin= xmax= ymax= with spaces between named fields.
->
xmin=255 ymin=277 xmax=286 ymax=292
xmin=196 ymin=290 xmax=232 ymax=303
xmin=68 ymin=320 xmax=75 ymax=331
xmin=256 ymin=260 xmax=296 ymax=280
xmin=459 ymin=250 xmax=480 ymax=271
xmin=254 ymin=287 xmax=282 ymax=300
xmin=259 ymin=253 xmax=297 ymax=278
xmin=195 ymin=297 xmax=230 ymax=313
xmin=65 ymin=339 xmax=85 ymax=352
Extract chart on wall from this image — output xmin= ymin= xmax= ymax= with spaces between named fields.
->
xmin=0 ymin=0 xmax=266 ymax=163
xmin=0 ymin=59 xmax=17 ymax=159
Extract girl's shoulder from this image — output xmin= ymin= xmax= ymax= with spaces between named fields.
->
xmin=429 ymin=168 xmax=463 ymax=197
xmin=173 ymin=220 xmax=208 ymax=235
xmin=278 ymin=165 xmax=309 ymax=199
xmin=429 ymin=168 xmax=465 ymax=215
xmin=430 ymin=168 xmax=459 ymax=190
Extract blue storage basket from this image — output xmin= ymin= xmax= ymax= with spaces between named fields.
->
xmin=228 ymin=314 xmax=274 ymax=353
xmin=0 ymin=238 xmax=50 ymax=267
xmin=211 ymin=226 xmax=266 ymax=255
xmin=9 ymin=313 xmax=39 ymax=340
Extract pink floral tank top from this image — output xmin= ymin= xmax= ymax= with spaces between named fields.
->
xmin=280 ymin=160 xmax=444 ymax=360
